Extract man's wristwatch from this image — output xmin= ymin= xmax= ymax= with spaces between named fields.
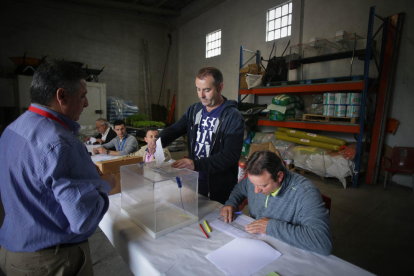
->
xmin=106 ymin=149 xmax=110 ymax=154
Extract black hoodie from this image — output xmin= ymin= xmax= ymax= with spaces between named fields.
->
xmin=159 ymin=96 xmax=245 ymax=204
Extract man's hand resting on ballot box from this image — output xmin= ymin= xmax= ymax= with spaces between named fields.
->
xmin=171 ymin=158 xmax=194 ymax=170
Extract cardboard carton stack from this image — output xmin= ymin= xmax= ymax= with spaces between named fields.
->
xmin=239 ymin=63 xmax=263 ymax=89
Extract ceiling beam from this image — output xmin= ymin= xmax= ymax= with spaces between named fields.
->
xmin=68 ymin=0 xmax=180 ymax=16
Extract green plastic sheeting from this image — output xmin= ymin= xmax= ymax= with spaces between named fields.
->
xmin=278 ymin=127 xmax=346 ymax=146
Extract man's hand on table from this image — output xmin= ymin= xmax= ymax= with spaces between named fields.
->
xmin=220 ymin=205 xmax=236 ymax=223
xmin=96 ymin=138 xmax=103 ymax=144
xmin=245 ymin=217 xmax=270 ymax=234
xmin=93 ymin=147 xmax=107 ymax=154
xmin=171 ymin=158 xmax=194 ymax=170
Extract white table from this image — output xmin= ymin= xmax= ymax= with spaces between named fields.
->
xmin=99 ymin=194 xmax=375 ymax=276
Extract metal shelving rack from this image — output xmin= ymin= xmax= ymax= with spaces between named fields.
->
xmin=239 ymin=6 xmax=387 ymax=188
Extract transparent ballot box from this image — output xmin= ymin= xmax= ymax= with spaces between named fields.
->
xmin=120 ymin=162 xmax=199 ymax=238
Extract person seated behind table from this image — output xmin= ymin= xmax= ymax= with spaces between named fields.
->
xmin=129 ymin=128 xmax=172 ymax=162
xmin=84 ymin=118 xmax=117 ymax=145
xmin=93 ymin=120 xmax=138 ymax=156
xmin=220 ymin=150 xmax=332 ymax=256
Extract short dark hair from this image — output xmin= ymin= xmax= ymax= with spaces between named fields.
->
xmin=145 ymin=128 xmax=159 ymax=136
xmin=196 ymin=67 xmax=223 ymax=90
xmin=30 ymin=60 xmax=87 ymax=106
xmin=113 ymin=120 xmax=125 ymax=127
xmin=245 ymin=150 xmax=284 ymax=182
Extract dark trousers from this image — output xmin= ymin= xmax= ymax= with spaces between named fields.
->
xmin=0 ymin=240 xmax=93 ymax=276
xmin=199 ymin=181 xmax=233 ymax=205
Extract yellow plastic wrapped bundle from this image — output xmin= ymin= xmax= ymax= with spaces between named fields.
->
xmin=275 ymin=134 xmax=340 ymax=151
xmin=292 ymin=146 xmax=327 ymax=155
xmin=277 ymin=127 xmax=346 ymax=146
xmin=274 ymin=130 xmax=288 ymax=136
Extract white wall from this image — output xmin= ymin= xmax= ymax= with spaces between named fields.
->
xmin=0 ymin=0 xmax=171 ymax=117
xmin=173 ymin=0 xmax=414 ymax=187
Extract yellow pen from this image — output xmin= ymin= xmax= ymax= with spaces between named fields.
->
xmin=204 ymin=220 xmax=212 ymax=233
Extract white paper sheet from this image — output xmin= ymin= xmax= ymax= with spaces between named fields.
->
xmin=154 ymin=138 xmax=165 ymax=167
xmin=206 ymin=238 xmax=282 ymax=276
xmin=91 ymin=154 xmax=118 ymax=163
xmin=89 ymin=137 xmax=97 ymax=143
xmin=210 ymin=214 xmax=264 ymax=239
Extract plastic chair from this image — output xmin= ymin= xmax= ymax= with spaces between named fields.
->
xmin=382 ymin=147 xmax=414 ymax=193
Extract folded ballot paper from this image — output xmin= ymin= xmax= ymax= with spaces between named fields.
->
xmin=154 ymin=138 xmax=165 ymax=167
xmin=206 ymin=238 xmax=281 ymax=276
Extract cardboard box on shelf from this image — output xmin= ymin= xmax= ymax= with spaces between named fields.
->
xmin=247 ymin=142 xmax=284 ymax=167
xmin=239 ymin=64 xmax=260 ymax=89
xmin=95 ymin=156 xmax=143 ymax=195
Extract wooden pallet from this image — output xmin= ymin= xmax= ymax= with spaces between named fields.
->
xmin=302 ymin=114 xmax=358 ymax=124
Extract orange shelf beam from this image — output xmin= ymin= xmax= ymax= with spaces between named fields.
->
xmin=258 ymin=120 xmax=360 ymax=133
xmin=240 ymin=81 xmax=366 ymax=95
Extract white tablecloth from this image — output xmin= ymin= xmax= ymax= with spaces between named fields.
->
xmin=99 ymin=194 xmax=374 ymax=276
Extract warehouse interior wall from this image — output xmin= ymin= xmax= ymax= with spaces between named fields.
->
xmin=0 ymin=0 xmax=171 ymax=117
xmin=173 ymin=0 xmax=414 ymax=187
xmin=1 ymin=0 xmax=412 ymax=186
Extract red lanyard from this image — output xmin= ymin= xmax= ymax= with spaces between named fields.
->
xmin=28 ymin=106 xmax=69 ymax=131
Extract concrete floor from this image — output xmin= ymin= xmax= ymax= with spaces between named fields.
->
xmin=89 ymin=149 xmax=414 ymax=276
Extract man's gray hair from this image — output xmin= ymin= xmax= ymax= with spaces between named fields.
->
xmin=96 ymin=118 xmax=109 ymax=126
xmin=30 ymin=60 xmax=87 ymax=106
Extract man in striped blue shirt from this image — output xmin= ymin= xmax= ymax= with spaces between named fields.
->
xmin=0 ymin=60 xmax=116 ymax=275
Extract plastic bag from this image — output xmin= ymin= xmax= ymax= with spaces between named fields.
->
xmin=339 ymin=144 xmax=357 ymax=160
xmin=312 ymin=94 xmax=324 ymax=104
xmin=272 ymin=94 xmax=296 ymax=106
xmin=305 ymin=104 xmax=324 ymax=115
xmin=246 ymin=74 xmax=263 ymax=89
xmin=274 ymin=140 xmax=296 ymax=160
xmin=251 ymin=132 xmax=276 ymax=144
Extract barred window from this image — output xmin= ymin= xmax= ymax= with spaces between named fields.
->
xmin=206 ymin=30 xmax=221 ymax=58
xmin=266 ymin=1 xmax=292 ymax=41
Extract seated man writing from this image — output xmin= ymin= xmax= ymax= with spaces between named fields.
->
xmin=220 ymin=150 xmax=332 ymax=255
xmin=85 ymin=118 xmax=117 ymax=145
xmin=93 ymin=120 xmax=138 ymax=156
xmin=129 ymin=128 xmax=171 ymax=162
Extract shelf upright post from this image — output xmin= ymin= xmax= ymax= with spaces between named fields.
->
xmin=254 ymin=50 xmax=260 ymax=104
xmin=352 ymin=6 xmax=376 ymax=187
xmin=238 ymin=46 xmax=244 ymax=103
xmin=238 ymin=47 xmax=260 ymax=104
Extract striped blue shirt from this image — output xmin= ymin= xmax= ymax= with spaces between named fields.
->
xmin=0 ymin=104 xmax=111 ymax=252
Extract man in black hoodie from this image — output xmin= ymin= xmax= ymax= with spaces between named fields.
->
xmin=149 ymin=67 xmax=245 ymax=204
